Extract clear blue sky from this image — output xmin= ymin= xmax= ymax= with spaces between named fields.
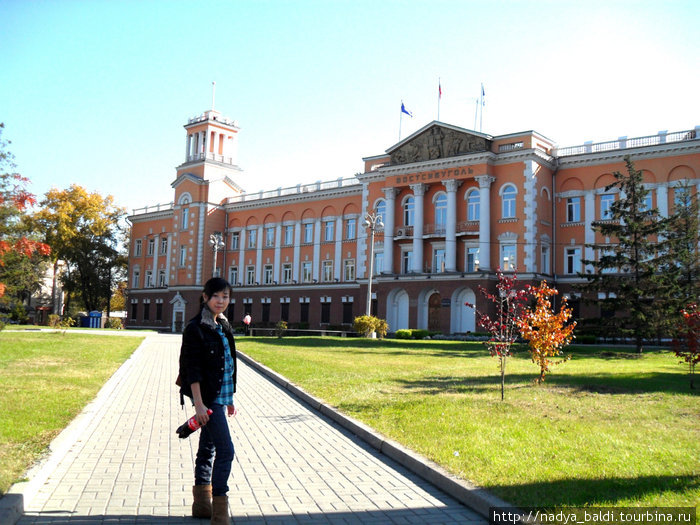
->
xmin=2 ymin=0 xmax=698 ymax=214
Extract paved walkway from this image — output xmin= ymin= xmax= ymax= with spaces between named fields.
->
xmin=10 ymin=334 xmax=487 ymax=524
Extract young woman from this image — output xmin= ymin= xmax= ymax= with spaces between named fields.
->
xmin=178 ymin=277 xmax=237 ymax=524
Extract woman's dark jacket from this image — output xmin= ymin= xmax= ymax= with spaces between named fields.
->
xmin=179 ymin=307 xmax=237 ymax=406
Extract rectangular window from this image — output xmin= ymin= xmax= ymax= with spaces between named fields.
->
xmin=229 ymin=266 xmax=238 ymax=285
xmin=467 ymin=191 xmax=480 ymax=221
xmin=131 ymin=302 xmax=138 ymax=320
xmin=282 ymin=263 xmax=292 ymax=284
xmin=262 ymin=303 xmax=270 ymax=324
xmin=146 ymin=238 xmax=153 ymax=257
xmin=342 ymin=302 xmax=353 ymax=324
xmin=155 ymin=302 xmax=163 ymax=322
xmin=566 ymin=197 xmax=581 ymax=222
xmin=600 ymin=194 xmax=615 ymax=220
xmin=300 ymin=302 xmax=310 ymax=324
xmin=566 ymin=247 xmax=582 ymax=274
xmin=135 ymin=239 xmax=142 ymax=256
xmin=501 ymin=245 xmax=516 ymax=271
xmin=322 ymin=260 xmax=333 ymax=282
xmin=246 ymin=266 xmax=255 ymax=285
xmin=301 ymin=261 xmax=312 ymax=283
xmin=345 ymin=218 xmax=356 ymax=240
xmin=433 ymin=248 xmax=446 ymax=273
xmin=263 ymin=264 xmax=273 ymax=284
xmin=541 ymin=245 xmax=550 ymax=274
xmin=303 ymin=223 xmax=313 ymax=244
xmin=374 ymin=252 xmax=383 ymax=275
xmin=248 ymin=229 xmax=257 ymax=249
xmin=265 ymin=227 xmax=275 ymax=247
xmin=132 ymin=270 xmax=140 ymax=288
xmin=343 ymin=259 xmax=355 ymax=281
xmin=230 ymin=232 xmax=239 ymax=250
xmin=321 ymin=302 xmax=331 ymax=324
xmin=145 ymin=270 xmax=153 ymax=288
xmin=402 ymin=250 xmax=413 ymax=274
xmin=323 ymin=221 xmax=334 ymax=242
xmin=280 ymin=302 xmax=289 ymax=322
xmin=641 ymin=192 xmax=652 ymax=212
xmin=674 ymin=187 xmax=690 ymax=210
xmin=284 ymin=225 xmax=294 ymax=246
xmin=179 ymin=246 xmax=187 ymax=266
xmin=158 ymin=269 xmax=166 ymax=287
xmin=143 ymin=302 xmax=150 ymax=321
xmin=160 ymin=238 xmax=168 ymax=254
xmin=466 ymin=247 xmax=479 ymax=272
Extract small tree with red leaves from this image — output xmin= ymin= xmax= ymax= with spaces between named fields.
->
xmin=517 ymin=281 xmax=576 ymax=383
xmin=672 ymin=303 xmax=700 ymax=389
xmin=466 ymin=269 xmax=529 ymax=400
xmin=0 ymin=124 xmax=50 ymax=302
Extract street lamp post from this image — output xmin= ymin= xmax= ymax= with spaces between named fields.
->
xmin=209 ymin=232 xmax=225 ymax=278
xmin=364 ymin=211 xmax=384 ymax=317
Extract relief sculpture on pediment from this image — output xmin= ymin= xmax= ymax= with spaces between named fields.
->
xmin=390 ymin=126 xmax=490 ymax=165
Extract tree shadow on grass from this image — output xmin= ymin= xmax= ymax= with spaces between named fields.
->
xmin=391 ymin=371 xmax=699 ymax=396
xmin=486 ymin=473 xmax=699 ymax=508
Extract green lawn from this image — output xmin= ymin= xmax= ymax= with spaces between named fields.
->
xmin=0 ymin=331 xmax=144 ymax=495
xmin=238 ymin=337 xmax=699 ymax=512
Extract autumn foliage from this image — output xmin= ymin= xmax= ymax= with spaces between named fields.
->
xmin=517 ymin=281 xmax=576 ymax=383
xmin=672 ymin=303 xmax=700 ymax=389
xmin=1 ymin=128 xmax=51 ymax=298
xmin=467 ymin=269 xmax=529 ymax=400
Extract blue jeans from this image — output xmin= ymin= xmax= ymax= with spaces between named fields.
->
xmin=194 ymin=404 xmax=234 ymax=496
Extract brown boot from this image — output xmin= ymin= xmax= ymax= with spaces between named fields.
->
xmin=192 ymin=484 xmax=212 ymax=518
xmin=211 ymin=495 xmax=229 ymax=525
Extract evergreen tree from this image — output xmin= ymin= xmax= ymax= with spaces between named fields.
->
xmin=660 ymin=182 xmax=700 ymax=333
xmin=578 ymin=157 xmax=668 ymax=353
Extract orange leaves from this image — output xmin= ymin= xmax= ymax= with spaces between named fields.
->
xmin=517 ymin=281 xmax=576 ymax=383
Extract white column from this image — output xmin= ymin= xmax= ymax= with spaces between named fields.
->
xmin=584 ymin=191 xmax=596 ymax=273
xmin=238 ymin=229 xmax=246 ymax=285
xmin=382 ymin=188 xmax=398 ymax=274
xmin=186 ymin=134 xmax=192 ymax=161
xmin=293 ymin=221 xmax=301 ymax=282
xmin=255 ymin=225 xmax=263 ymax=284
xmin=334 ymin=216 xmax=343 ymax=281
xmin=313 ymin=219 xmax=321 ymax=281
xmin=165 ymin=234 xmax=172 ymax=286
xmin=443 ymin=179 xmax=461 ymax=272
xmin=199 ymin=131 xmax=205 ymax=155
xmin=274 ymin=224 xmax=282 ymax=283
xmin=410 ymin=183 xmax=426 ymax=273
xmin=475 ymin=175 xmax=495 ymax=270
xmin=657 ymin=185 xmax=668 ymax=218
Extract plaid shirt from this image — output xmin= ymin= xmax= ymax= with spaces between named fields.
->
xmin=213 ymin=324 xmax=235 ymax=406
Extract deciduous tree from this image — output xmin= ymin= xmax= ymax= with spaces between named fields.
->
xmin=33 ymin=185 xmax=126 ymax=313
xmin=672 ymin=303 xmax=700 ymax=389
xmin=518 ymin=281 xmax=576 ymax=383
xmin=467 ymin=270 xmax=528 ymax=400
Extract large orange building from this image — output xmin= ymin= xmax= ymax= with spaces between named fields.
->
xmin=126 ymin=106 xmax=700 ymax=333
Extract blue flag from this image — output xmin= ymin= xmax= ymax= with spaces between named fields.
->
xmin=401 ymin=101 xmax=413 ymax=117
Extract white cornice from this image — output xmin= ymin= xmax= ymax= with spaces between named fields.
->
xmin=557 ymin=140 xmax=700 ymax=168
xmin=223 ymin=185 xmax=362 ymax=212
xmin=128 ymin=209 xmax=174 ymax=222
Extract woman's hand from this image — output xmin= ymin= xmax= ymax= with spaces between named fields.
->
xmin=227 ymin=405 xmax=237 ymax=417
xmin=195 ymin=402 xmax=210 ymax=425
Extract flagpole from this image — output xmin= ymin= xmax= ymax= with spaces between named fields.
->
xmin=437 ymin=78 xmax=441 ymax=121
xmin=399 ymin=107 xmax=403 ymax=141
xmin=479 ymin=83 xmax=484 ymax=132
xmin=474 ymin=98 xmax=478 ymax=130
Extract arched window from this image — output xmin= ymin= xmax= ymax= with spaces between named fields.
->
xmin=501 ymin=185 xmax=516 ymax=219
xmin=403 ymin=196 xmax=414 ymax=226
xmin=467 ymin=189 xmax=480 ymax=221
xmin=434 ymin=193 xmax=447 ymax=228
xmin=375 ymin=199 xmax=386 ymax=222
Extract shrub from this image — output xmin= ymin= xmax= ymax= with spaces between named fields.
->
xmin=275 ymin=320 xmax=288 ymax=338
xmin=411 ymin=329 xmax=429 ymax=340
xmin=353 ymin=315 xmax=388 ymax=338
xmin=395 ymin=329 xmax=412 ymax=339
xmin=106 ymin=317 xmax=123 ymax=330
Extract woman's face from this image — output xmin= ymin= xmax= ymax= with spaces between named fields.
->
xmin=204 ymin=289 xmax=230 ymax=317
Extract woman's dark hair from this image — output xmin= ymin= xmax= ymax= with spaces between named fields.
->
xmin=202 ymin=277 xmax=232 ymax=300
